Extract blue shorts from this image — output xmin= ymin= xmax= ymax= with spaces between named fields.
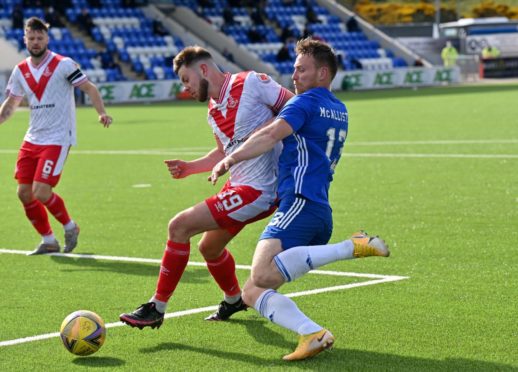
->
xmin=260 ymin=195 xmax=333 ymax=250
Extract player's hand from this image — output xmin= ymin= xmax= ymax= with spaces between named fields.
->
xmin=164 ymin=159 xmax=189 ymax=179
xmin=209 ymin=156 xmax=235 ymax=185
xmin=99 ymin=114 xmax=112 ymax=127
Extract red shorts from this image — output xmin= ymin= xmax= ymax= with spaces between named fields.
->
xmin=205 ymin=181 xmax=277 ymax=236
xmin=15 ymin=141 xmax=70 ymax=187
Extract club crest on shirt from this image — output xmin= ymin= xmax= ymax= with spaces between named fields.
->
xmin=227 ymin=96 xmax=238 ymax=109
xmin=43 ymin=67 xmax=52 ymax=77
xmin=256 ymin=73 xmax=270 ymax=83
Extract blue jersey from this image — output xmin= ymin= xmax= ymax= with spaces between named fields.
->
xmin=277 ymin=87 xmax=348 ymax=206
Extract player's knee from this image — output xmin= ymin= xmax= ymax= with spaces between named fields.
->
xmin=251 ymin=269 xmax=275 ymax=288
xmin=198 ymin=241 xmax=221 ymax=260
xmin=17 ymin=187 xmax=33 ymax=204
xmin=32 ymin=185 xmax=52 ymax=203
xmin=168 ymin=212 xmax=191 ymax=241
xmin=252 ymin=263 xmax=285 ymax=288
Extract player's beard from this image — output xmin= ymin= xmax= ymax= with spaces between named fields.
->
xmin=28 ymin=46 xmax=47 ymax=58
xmin=197 ymin=78 xmax=209 ymax=102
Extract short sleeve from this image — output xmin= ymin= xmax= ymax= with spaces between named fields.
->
xmin=6 ymin=67 xmax=25 ymax=100
xmin=248 ymin=72 xmax=288 ymax=112
xmin=61 ymin=57 xmax=88 ymax=87
xmin=277 ymin=95 xmax=310 ymax=132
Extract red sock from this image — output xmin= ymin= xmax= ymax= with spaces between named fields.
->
xmin=206 ymin=249 xmax=241 ymax=297
xmin=154 ymin=240 xmax=190 ymax=302
xmin=43 ymin=193 xmax=71 ymax=225
xmin=23 ymin=200 xmax=52 ymax=236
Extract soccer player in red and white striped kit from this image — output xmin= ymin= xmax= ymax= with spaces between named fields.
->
xmin=120 ymin=46 xmax=293 ymax=327
xmin=0 ymin=17 xmax=112 ymax=255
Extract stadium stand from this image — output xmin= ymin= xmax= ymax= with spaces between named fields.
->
xmin=187 ymin=0 xmax=407 ymax=73
xmin=1 ymin=0 xmax=413 ymax=82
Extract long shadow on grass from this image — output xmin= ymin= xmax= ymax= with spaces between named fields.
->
xmin=340 ymin=83 xmax=518 ymax=102
xmin=140 ymin=341 xmax=517 ymax=370
xmin=72 ymin=356 xmax=125 ymax=367
xmin=49 ymin=255 xmax=209 ymax=284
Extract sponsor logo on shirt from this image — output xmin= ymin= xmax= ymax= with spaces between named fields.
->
xmin=30 ymin=103 xmax=56 ymax=110
xmin=227 ymin=96 xmax=238 ymax=109
xmin=256 ymin=73 xmax=271 ymax=83
xmin=224 ymin=137 xmax=246 ymax=152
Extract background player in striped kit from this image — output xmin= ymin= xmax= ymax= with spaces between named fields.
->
xmin=120 ymin=46 xmax=293 ymax=328
xmin=210 ymin=38 xmax=390 ymax=361
xmin=0 ymin=17 xmax=112 ymax=255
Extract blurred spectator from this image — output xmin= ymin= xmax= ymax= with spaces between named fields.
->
xmin=44 ymin=7 xmax=64 ymax=28
xmin=228 ymin=0 xmax=242 ymax=7
xmin=305 ymin=6 xmax=321 ymax=24
xmin=413 ymin=58 xmax=424 ymax=67
xmin=87 ymin=0 xmax=102 ymax=8
xmin=336 ymin=53 xmax=344 ymax=70
xmin=250 ymin=6 xmax=265 ymax=26
xmin=441 ymin=41 xmax=458 ymax=67
xmin=222 ymin=6 xmax=236 ymax=26
xmin=98 ymin=48 xmax=123 ymax=75
xmin=153 ymin=20 xmax=168 ymax=36
xmin=282 ymin=0 xmax=295 ymax=6
xmin=351 ymin=58 xmax=362 ymax=70
xmin=481 ymin=45 xmax=501 ymax=59
xmin=11 ymin=4 xmax=24 ymax=29
xmin=302 ymin=23 xmax=312 ymax=39
xmin=248 ymin=26 xmax=265 ymax=43
xmin=346 ymin=16 xmax=360 ymax=32
xmin=222 ymin=48 xmax=235 ymax=63
xmin=53 ymin=0 xmax=72 ymax=16
xmin=198 ymin=0 xmax=213 ymax=7
xmin=276 ymin=43 xmax=291 ymax=62
xmin=280 ymin=25 xmax=295 ymax=43
xmin=77 ymin=8 xmax=95 ymax=37
xmin=23 ymin=0 xmax=43 ymax=6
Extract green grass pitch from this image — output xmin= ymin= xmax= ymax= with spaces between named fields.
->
xmin=1 ymin=84 xmax=517 ymax=371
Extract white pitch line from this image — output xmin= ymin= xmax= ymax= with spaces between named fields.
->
xmin=0 ymin=248 xmax=408 ymax=348
xmin=350 ymin=139 xmax=518 ymax=146
xmin=1 ymin=149 xmax=516 ymax=159
xmin=0 ymin=249 xmax=405 ymax=279
xmin=345 ymin=152 xmax=518 ymax=159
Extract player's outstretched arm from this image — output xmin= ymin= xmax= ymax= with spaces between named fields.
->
xmin=165 ymin=147 xmax=224 ymax=179
xmin=165 ymin=137 xmax=225 ymax=179
xmin=78 ymin=81 xmax=112 ymax=127
xmin=0 ymin=96 xmax=21 ymax=125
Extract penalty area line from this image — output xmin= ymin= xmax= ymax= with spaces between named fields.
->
xmin=0 ymin=248 xmax=408 ymax=348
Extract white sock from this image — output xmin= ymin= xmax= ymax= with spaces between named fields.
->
xmin=254 ymin=289 xmax=322 ymax=335
xmin=150 ymin=296 xmax=167 ymax=313
xmin=64 ymin=220 xmax=76 ymax=231
xmin=274 ymin=240 xmax=354 ymax=282
xmin=42 ymin=234 xmax=56 ymax=244
xmin=224 ymin=293 xmax=241 ymax=304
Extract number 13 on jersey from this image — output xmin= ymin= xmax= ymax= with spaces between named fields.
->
xmin=325 ymin=128 xmax=347 ymax=170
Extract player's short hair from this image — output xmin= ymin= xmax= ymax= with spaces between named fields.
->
xmin=24 ymin=17 xmax=49 ymax=33
xmin=295 ymin=37 xmax=338 ymax=80
xmin=173 ymin=46 xmax=213 ymax=75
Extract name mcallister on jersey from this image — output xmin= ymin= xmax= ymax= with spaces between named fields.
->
xmin=30 ymin=103 xmax=56 ymax=110
xmin=319 ymin=106 xmax=347 ymax=122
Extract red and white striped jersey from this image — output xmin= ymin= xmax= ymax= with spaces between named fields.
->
xmin=6 ymin=51 xmax=88 ymax=146
xmin=208 ymin=71 xmax=288 ymax=193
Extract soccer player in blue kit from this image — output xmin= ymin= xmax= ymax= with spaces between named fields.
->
xmin=210 ymin=38 xmax=390 ymax=361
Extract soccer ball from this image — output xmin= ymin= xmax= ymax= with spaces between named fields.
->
xmin=60 ymin=310 xmax=106 ymax=356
